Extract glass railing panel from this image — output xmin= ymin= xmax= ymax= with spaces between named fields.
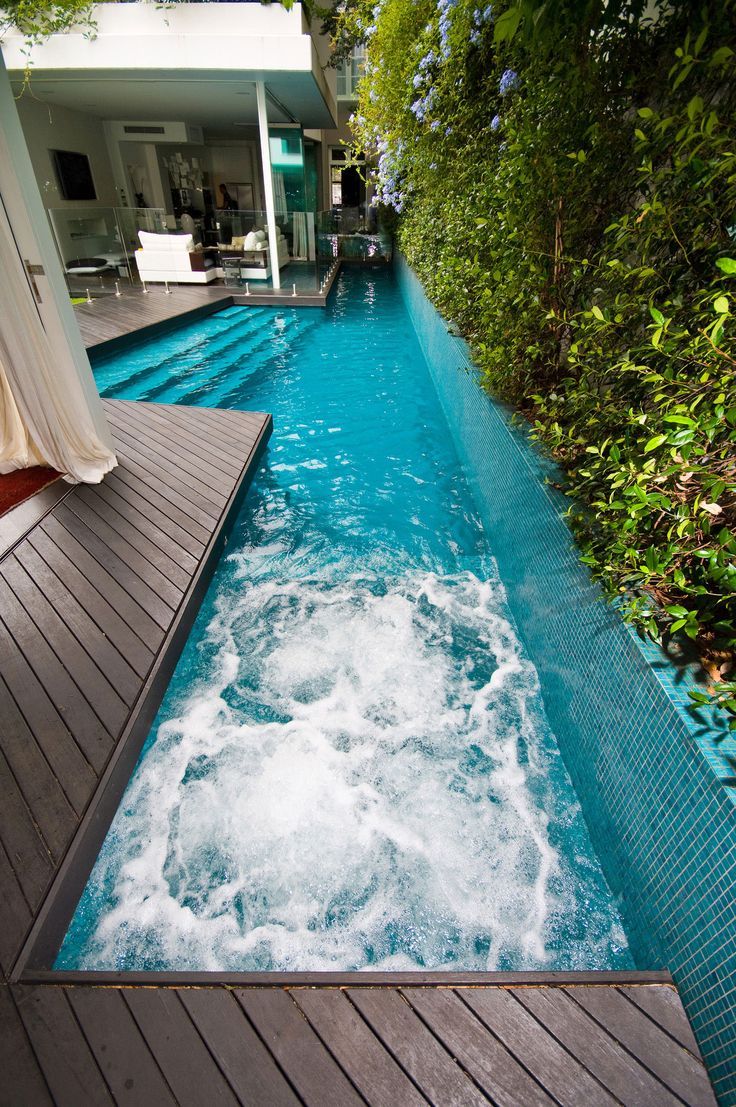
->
xmin=316 ymin=208 xmax=393 ymax=266
xmin=49 ymin=206 xmax=136 ymax=297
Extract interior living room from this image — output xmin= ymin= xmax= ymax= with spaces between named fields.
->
xmin=0 ymin=2 xmax=384 ymax=296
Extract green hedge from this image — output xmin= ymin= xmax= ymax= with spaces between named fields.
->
xmin=331 ymin=0 xmax=736 ymax=726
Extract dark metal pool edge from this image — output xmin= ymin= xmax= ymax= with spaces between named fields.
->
xmin=17 ymin=968 xmax=673 ymax=987
xmin=10 ymin=412 xmax=273 ymax=983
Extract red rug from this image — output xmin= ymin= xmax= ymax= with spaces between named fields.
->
xmin=0 ymin=467 xmax=62 ymax=517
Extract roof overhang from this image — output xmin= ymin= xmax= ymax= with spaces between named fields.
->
xmin=1 ymin=3 xmax=337 ymax=130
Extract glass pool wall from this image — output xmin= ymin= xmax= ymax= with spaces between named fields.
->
xmin=394 ymin=252 xmax=736 ymax=1102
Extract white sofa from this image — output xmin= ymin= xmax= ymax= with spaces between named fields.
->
xmin=134 ymin=231 xmax=217 ymax=284
xmin=218 ymin=226 xmax=290 ymax=280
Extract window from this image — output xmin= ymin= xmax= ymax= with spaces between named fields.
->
xmin=336 ymin=47 xmax=366 ymax=99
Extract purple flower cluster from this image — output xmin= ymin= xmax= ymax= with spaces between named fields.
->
xmin=499 ymin=68 xmax=520 ymax=96
xmin=375 ymin=138 xmax=407 ymax=213
xmin=411 ymin=84 xmax=437 ymax=123
xmin=470 ymin=4 xmax=493 ymax=43
xmin=437 ymin=0 xmax=459 ymax=59
xmin=491 ymin=114 xmax=501 ymax=131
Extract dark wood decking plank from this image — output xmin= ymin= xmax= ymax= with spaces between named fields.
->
xmin=403 ymin=987 xmax=555 ymax=1107
xmin=235 ymin=988 xmax=365 ymax=1107
xmin=141 ymin=401 xmax=269 ymax=459
xmin=0 ymin=573 xmax=112 ymax=772
xmin=1 ymin=556 xmax=129 ymax=740
xmin=14 ymin=985 xmax=113 ymax=1106
xmin=40 ymin=514 xmax=164 ymax=649
xmin=346 ymin=988 xmax=489 ymax=1107
xmin=461 ymin=987 xmax=619 ymax=1107
xmin=53 ymin=502 xmax=175 ymax=632
xmin=68 ymin=986 xmax=177 ymax=1106
xmin=123 ymin=988 xmax=239 ymax=1106
xmin=513 ymin=987 xmax=682 ymax=1107
xmin=0 ymin=480 xmax=69 ymax=562
xmin=570 ymin=985 xmax=717 ymax=1106
xmin=0 ymin=986 xmax=53 ymax=1107
xmin=0 ymin=843 xmax=33 ymax=977
xmin=103 ymin=471 xmax=206 ymax=561
xmin=61 ymin=495 xmax=184 ymax=609
xmin=76 ymin=484 xmax=195 ymax=590
xmin=26 ymin=526 xmax=155 ymax=681
xmin=0 ymin=676 xmax=77 ymax=860
xmin=0 ymin=613 xmax=95 ymax=813
xmin=106 ymin=419 xmax=227 ymax=516
xmin=106 ymin=403 xmax=241 ymax=497
xmin=14 ymin=542 xmax=141 ymax=708
xmin=618 ymin=984 xmax=701 ymax=1056
xmin=106 ymin=449 xmax=222 ymax=535
xmin=180 ymin=987 xmax=301 ymax=1107
xmin=129 ymin=402 xmax=245 ymax=478
xmin=0 ymin=746 xmax=56 ymax=909
xmin=79 ymin=287 xmax=233 ymax=347
xmin=154 ymin=406 xmax=264 ymax=469
xmin=88 ymin=479 xmax=200 ymax=576
xmin=293 ymin=987 xmax=427 ymax=1107
xmin=107 ymin=461 xmax=212 ymax=546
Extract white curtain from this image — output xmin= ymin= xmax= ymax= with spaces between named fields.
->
xmin=273 ymin=172 xmax=288 ymax=220
xmin=0 ymin=197 xmax=117 ymax=483
xmin=292 ymin=211 xmax=308 ymax=259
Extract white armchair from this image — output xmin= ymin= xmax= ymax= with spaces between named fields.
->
xmin=134 ymin=231 xmax=217 ymax=284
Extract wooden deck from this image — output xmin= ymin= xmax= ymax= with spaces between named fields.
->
xmin=0 ymin=387 xmax=717 ymax=1100
xmin=1 ymin=979 xmax=717 ymax=1105
xmin=0 ymin=398 xmax=271 ymax=976
xmin=74 ymin=265 xmax=341 ymax=353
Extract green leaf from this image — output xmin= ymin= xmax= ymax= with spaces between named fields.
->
xmin=714 ymin=295 xmax=730 ymax=314
xmin=686 ymin=95 xmax=704 ymax=120
xmin=494 ymin=5 xmax=522 ymax=43
xmin=644 ymin=435 xmax=668 ymax=452
xmin=649 ymin=306 xmax=665 ymax=325
xmin=710 ymin=46 xmax=734 ymax=65
xmin=716 ymin=257 xmax=736 ymax=275
xmin=591 ymin=305 xmax=605 ymax=321
xmin=672 ymin=62 xmax=694 ymax=90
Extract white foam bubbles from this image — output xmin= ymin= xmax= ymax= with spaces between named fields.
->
xmin=65 ymin=560 xmax=630 ymax=972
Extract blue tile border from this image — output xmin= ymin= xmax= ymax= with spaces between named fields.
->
xmin=396 ymin=251 xmax=736 ymax=1103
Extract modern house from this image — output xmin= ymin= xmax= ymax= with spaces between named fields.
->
xmin=1 ymin=3 xmax=371 ymax=293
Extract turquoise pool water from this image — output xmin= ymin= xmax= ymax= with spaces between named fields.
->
xmin=58 ymin=269 xmax=632 ymax=972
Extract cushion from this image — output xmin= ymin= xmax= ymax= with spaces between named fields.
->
xmin=243 ymin=231 xmax=260 ymax=249
xmin=138 ymin=231 xmax=194 ymax=253
xmin=231 ymin=235 xmax=245 ymax=249
xmin=254 ymin=229 xmax=267 ymax=243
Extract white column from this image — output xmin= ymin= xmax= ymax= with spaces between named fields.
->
xmin=256 ymin=80 xmax=281 ymax=291
xmin=0 ymin=55 xmax=116 ymax=480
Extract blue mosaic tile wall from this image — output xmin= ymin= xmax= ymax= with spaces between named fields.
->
xmin=395 ymin=252 xmax=736 ymax=1103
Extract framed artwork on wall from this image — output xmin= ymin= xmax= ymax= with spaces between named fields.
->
xmin=51 ymin=150 xmax=97 ymax=201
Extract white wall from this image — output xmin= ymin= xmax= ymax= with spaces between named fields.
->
xmin=15 ymin=96 xmax=117 ymax=212
xmin=208 ymin=139 xmax=262 ymax=212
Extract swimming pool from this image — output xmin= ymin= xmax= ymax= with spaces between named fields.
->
xmin=58 ymin=268 xmax=632 ymax=972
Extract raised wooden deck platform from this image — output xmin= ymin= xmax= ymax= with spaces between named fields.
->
xmin=0 ymin=394 xmax=717 ymax=1102
xmin=0 ymin=399 xmax=271 ymax=976
xmin=74 ymin=265 xmax=342 ymax=353
xmin=2 ymin=978 xmax=716 ymax=1105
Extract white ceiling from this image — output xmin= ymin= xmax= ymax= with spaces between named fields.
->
xmin=10 ymin=71 xmax=334 ymax=134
